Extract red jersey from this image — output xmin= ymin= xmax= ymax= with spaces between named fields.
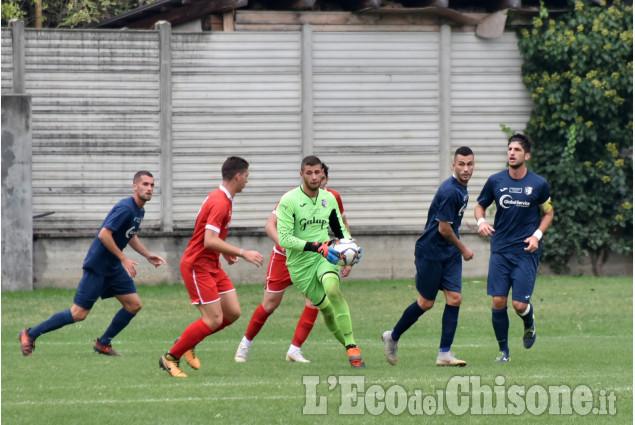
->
xmin=181 ymin=185 xmax=233 ymax=270
xmin=326 ymin=187 xmax=345 ymax=217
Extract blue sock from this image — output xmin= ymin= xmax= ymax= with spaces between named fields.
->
xmin=517 ymin=303 xmax=534 ymax=329
xmin=492 ymin=307 xmax=509 ymax=354
xmin=28 ymin=309 xmax=75 ymax=339
xmin=439 ymin=304 xmax=460 ymax=352
xmin=392 ymin=301 xmax=425 ymax=341
xmin=99 ymin=308 xmax=136 ymax=345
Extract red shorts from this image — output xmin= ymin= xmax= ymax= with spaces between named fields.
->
xmin=180 ymin=262 xmax=235 ymax=305
xmin=265 ymin=249 xmax=293 ymax=293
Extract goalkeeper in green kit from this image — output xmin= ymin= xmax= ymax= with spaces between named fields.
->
xmin=277 ymin=155 xmax=365 ymax=367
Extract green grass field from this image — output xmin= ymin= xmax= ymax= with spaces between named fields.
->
xmin=2 ymin=276 xmax=632 ymax=424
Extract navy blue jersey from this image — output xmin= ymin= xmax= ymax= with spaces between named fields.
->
xmin=477 ymin=169 xmax=550 ymax=255
xmin=83 ymin=197 xmax=144 ymax=273
xmin=415 ymin=176 xmax=469 ymax=260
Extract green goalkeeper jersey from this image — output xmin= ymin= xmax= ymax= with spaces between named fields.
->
xmin=277 ymin=185 xmax=350 ymax=269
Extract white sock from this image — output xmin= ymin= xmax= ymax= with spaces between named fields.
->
xmin=241 ymin=336 xmax=253 ymax=347
xmin=288 ymin=344 xmax=301 ymax=353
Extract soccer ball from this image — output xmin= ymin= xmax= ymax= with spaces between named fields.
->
xmin=332 ymin=238 xmax=361 ymax=266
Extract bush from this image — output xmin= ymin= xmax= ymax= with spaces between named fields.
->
xmin=516 ymin=0 xmax=633 ymax=274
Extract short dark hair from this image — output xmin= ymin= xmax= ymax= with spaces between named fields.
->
xmin=454 ymin=146 xmax=474 ymax=159
xmin=508 ymin=133 xmax=532 ymax=153
xmin=222 ymin=156 xmax=249 ymax=181
xmin=301 ymin=155 xmax=322 ymax=171
xmin=133 ymin=170 xmax=153 ymax=183
xmin=322 ymin=163 xmax=330 ymax=178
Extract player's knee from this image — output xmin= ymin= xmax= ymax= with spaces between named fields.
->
xmin=225 ymin=308 xmax=241 ymax=324
xmin=325 ymin=285 xmax=342 ymax=300
xmin=446 ymin=292 xmax=462 ymax=306
xmin=262 ymin=304 xmax=277 ymax=314
xmin=203 ymin=315 xmax=223 ymax=330
xmin=70 ymin=305 xmax=90 ymax=322
xmin=127 ymin=302 xmax=143 ymax=315
xmin=492 ymin=296 xmax=507 ymax=310
xmin=511 ymin=300 xmax=528 ymax=313
xmin=417 ymin=296 xmax=434 ymax=311
xmin=262 ymin=299 xmax=281 ymax=313
xmin=323 ymin=282 xmax=342 ymax=299
xmin=72 ymin=310 xmax=89 ymax=322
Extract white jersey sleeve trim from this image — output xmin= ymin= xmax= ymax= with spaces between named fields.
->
xmin=205 ymin=224 xmax=221 ymax=233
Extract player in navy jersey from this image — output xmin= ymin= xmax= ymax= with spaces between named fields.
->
xmin=382 ymin=147 xmax=475 ymax=367
xmin=474 ymin=134 xmax=554 ymax=363
xmin=19 ymin=171 xmax=166 ymax=357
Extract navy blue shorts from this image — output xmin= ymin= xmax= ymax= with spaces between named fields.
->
xmin=487 ymin=252 xmax=538 ymax=302
xmin=414 ymin=253 xmax=462 ymax=301
xmin=73 ymin=267 xmax=136 ymax=310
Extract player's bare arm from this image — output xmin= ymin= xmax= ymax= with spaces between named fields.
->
xmin=128 ymin=235 xmax=166 ymax=267
xmin=98 ymin=227 xmax=138 ymax=277
xmin=438 ymin=220 xmax=473 ymax=261
xmin=342 ymin=215 xmax=351 ymax=234
xmin=204 ymin=229 xmax=264 ymax=267
xmin=474 ymin=203 xmax=495 ymax=237
xmin=264 ymin=213 xmax=279 ymax=245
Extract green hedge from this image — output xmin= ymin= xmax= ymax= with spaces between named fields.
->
xmin=516 ymin=0 xmax=633 ymax=274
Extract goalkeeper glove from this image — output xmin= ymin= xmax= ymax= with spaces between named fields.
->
xmin=304 ymin=240 xmax=339 ymax=265
xmin=349 ymin=247 xmax=362 ymax=266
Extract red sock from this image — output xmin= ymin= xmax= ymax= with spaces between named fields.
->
xmin=292 ymin=306 xmax=319 ymax=347
xmin=245 ymin=304 xmax=271 ymax=341
xmin=170 ymin=318 xmax=213 ymax=359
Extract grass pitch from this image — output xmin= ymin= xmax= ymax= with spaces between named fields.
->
xmin=2 ymin=276 xmax=632 ymax=424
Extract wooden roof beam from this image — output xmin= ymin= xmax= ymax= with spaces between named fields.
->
xmin=260 ymin=0 xmax=317 ymax=9
xmin=104 ymin=0 xmax=247 ymax=29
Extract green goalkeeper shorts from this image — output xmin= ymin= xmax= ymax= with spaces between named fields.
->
xmin=287 ymin=257 xmax=340 ymax=306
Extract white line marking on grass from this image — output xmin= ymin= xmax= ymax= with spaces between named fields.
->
xmin=3 ymin=394 xmax=305 ymax=407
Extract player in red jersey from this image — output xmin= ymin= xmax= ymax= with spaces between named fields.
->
xmin=159 ymin=156 xmax=264 ymax=377
xmin=234 ymin=163 xmax=351 ymax=363
xmin=321 ymin=163 xmax=350 ymax=234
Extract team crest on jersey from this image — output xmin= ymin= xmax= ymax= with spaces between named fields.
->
xmin=524 ymin=187 xmax=533 ymax=195
xmin=322 ymin=200 xmax=327 ymax=207
xmin=125 ymin=226 xmax=137 ymax=239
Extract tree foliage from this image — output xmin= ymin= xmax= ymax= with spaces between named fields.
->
xmin=516 ymin=0 xmax=633 ymax=274
xmin=1 ymin=0 xmax=155 ymax=28
xmin=1 ymin=1 xmax=27 ymax=24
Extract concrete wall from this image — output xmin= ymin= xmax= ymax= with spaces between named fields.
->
xmin=2 ymin=94 xmax=33 ymax=290
xmin=32 ymin=232 xmax=491 ymax=288
xmin=32 ymin=230 xmax=632 ymax=289
xmin=33 ymin=228 xmax=633 ymax=288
